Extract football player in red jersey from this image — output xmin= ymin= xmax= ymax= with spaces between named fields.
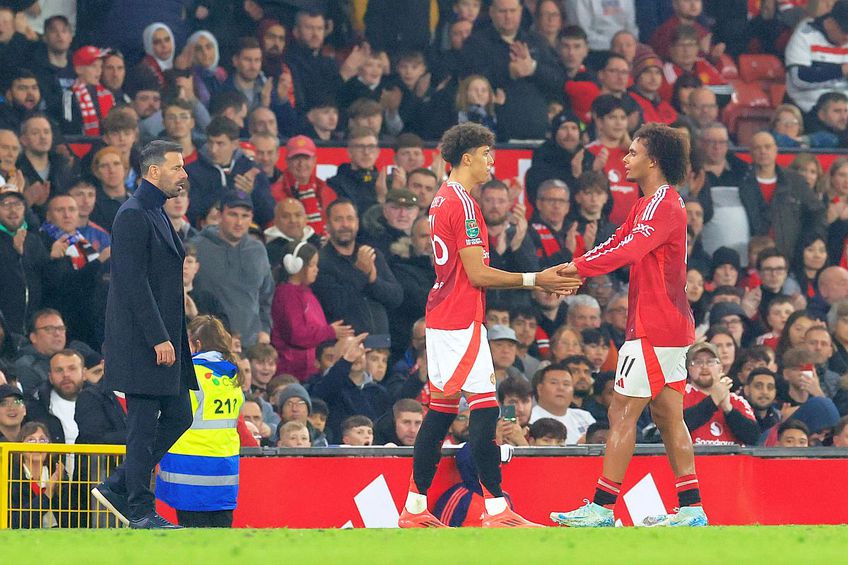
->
xmin=398 ymin=122 xmax=580 ymax=528
xmin=552 ymin=124 xmax=708 ymax=527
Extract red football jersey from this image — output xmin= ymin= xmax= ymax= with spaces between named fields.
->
xmin=573 ymin=185 xmax=695 ymax=346
xmin=585 ymin=141 xmax=639 ymax=226
xmin=683 ymin=384 xmax=757 ymax=446
xmin=426 ymin=181 xmax=490 ymax=330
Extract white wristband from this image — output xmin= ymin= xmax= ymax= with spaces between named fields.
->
xmin=522 ymin=272 xmax=536 ymax=288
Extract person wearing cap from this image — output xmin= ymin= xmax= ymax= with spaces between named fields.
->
xmin=785 ymin=0 xmax=848 ymax=113
xmin=0 ymin=190 xmax=50 ymax=336
xmin=64 ymin=45 xmax=114 ymax=137
xmin=761 ymin=396 xmax=841 ymax=446
xmin=682 ymin=342 xmax=759 ymax=446
xmin=524 ymin=110 xmax=590 ymax=200
xmin=186 ymin=116 xmax=275 ymax=228
xmin=190 ymin=190 xmax=273 ymax=347
xmin=0 ymin=383 xmax=26 ymax=442
xmin=488 ymin=325 xmax=524 ymax=384
xmin=627 ymin=44 xmax=677 ymax=126
xmin=275 ymin=134 xmax=336 ymax=235
xmin=360 ymin=188 xmax=420 ymax=259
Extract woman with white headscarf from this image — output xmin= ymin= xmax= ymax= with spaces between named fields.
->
xmin=140 ymin=22 xmax=175 ymax=89
xmin=184 ymin=30 xmax=228 ymax=107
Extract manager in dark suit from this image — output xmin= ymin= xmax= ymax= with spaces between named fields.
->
xmin=92 ymin=140 xmax=197 ymax=529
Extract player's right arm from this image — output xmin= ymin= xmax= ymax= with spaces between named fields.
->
xmin=458 ymin=246 xmax=580 ymax=294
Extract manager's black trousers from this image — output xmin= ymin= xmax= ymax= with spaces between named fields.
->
xmin=105 ymin=390 xmax=192 ymax=520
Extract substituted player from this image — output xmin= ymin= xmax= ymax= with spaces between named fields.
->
xmin=551 ymin=124 xmax=707 ymax=527
xmin=398 ymin=123 xmax=581 ymax=528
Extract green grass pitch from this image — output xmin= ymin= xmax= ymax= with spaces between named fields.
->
xmin=1 ymin=526 xmax=846 ymax=564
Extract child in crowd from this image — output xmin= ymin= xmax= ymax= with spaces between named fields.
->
xmin=277 ymin=421 xmax=311 ymax=448
xmin=456 ymin=74 xmax=502 ymax=134
xmin=341 ymin=415 xmax=374 ymax=446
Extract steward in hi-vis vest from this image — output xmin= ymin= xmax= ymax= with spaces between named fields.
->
xmin=156 ymin=351 xmax=243 ymax=519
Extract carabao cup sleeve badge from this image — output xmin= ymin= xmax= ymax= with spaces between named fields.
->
xmin=465 ymin=219 xmax=480 ymax=238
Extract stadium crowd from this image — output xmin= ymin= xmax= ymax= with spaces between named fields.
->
xmin=2 ymin=0 xmax=848 ymax=498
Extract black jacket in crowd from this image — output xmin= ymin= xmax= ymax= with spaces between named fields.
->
xmin=0 ymin=227 xmax=49 ymax=336
xmin=312 ymin=242 xmax=403 ymax=336
xmin=387 ymin=252 xmax=434 ymax=360
xmin=74 ymin=380 xmax=128 ymax=445
xmin=185 ymin=149 xmax=275 ymax=228
xmin=326 ymin=163 xmax=381 ymax=214
xmin=459 ymin=23 xmax=563 ymax=140
xmin=310 ymin=358 xmax=389 ymax=444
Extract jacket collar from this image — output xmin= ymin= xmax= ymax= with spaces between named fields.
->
xmin=134 ymin=179 xmax=169 ymax=210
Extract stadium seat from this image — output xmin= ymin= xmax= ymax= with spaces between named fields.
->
xmin=739 ymin=54 xmax=785 ymax=84
xmin=716 ymin=53 xmax=739 ymax=80
xmin=727 ymin=80 xmax=771 ymax=108
xmin=722 ymin=104 xmax=774 ymax=146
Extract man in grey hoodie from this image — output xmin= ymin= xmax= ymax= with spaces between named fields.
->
xmin=190 ymin=191 xmax=274 ymax=346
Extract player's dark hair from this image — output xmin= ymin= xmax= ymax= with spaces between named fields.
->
xmin=497 ymin=375 xmax=533 ymax=404
xmin=529 ymin=418 xmax=567 ymax=441
xmin=633 ymin=123 xmax=689 ymax=186
xmin=778 ymin=419 xmax=809 ymax=439
xmin=440 ymin=122 xmax=495 ymax=167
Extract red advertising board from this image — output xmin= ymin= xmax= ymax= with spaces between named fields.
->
xmin=157 ymin=455 xmax=848 ymax=528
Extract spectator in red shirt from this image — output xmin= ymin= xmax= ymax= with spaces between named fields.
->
xmin=275 ymin=135 xmax=336 ymax=235
xmin=586 ymin=95 xmax=640 ymax=225
xmin=649 ymin=0 xmax=718 ymax=61
xmin=660 ymin=26 xmax=729 ymax=101
xmin=683 ymin=342 xmax=759 ymax=446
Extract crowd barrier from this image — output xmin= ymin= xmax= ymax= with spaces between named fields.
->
xmin=3 ymin=443 xmax=846 ymax=529
xmin=0 ymin=443 xmax=125 ymax=529
xmin=156 ymin=446 xmax=848 ymax=529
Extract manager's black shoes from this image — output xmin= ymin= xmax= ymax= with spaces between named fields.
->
xmin=91 ymin=484 xmax=130 ymax=526
xmin=129 ymin=512 xmax=184 ymax=529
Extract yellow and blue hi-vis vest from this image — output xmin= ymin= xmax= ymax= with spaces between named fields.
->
xmin=156 ymin=351 xmax=243 ymax=511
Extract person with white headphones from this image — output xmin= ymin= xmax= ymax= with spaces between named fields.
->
xmin=270 ymin=240 xmax=353 ymax=381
